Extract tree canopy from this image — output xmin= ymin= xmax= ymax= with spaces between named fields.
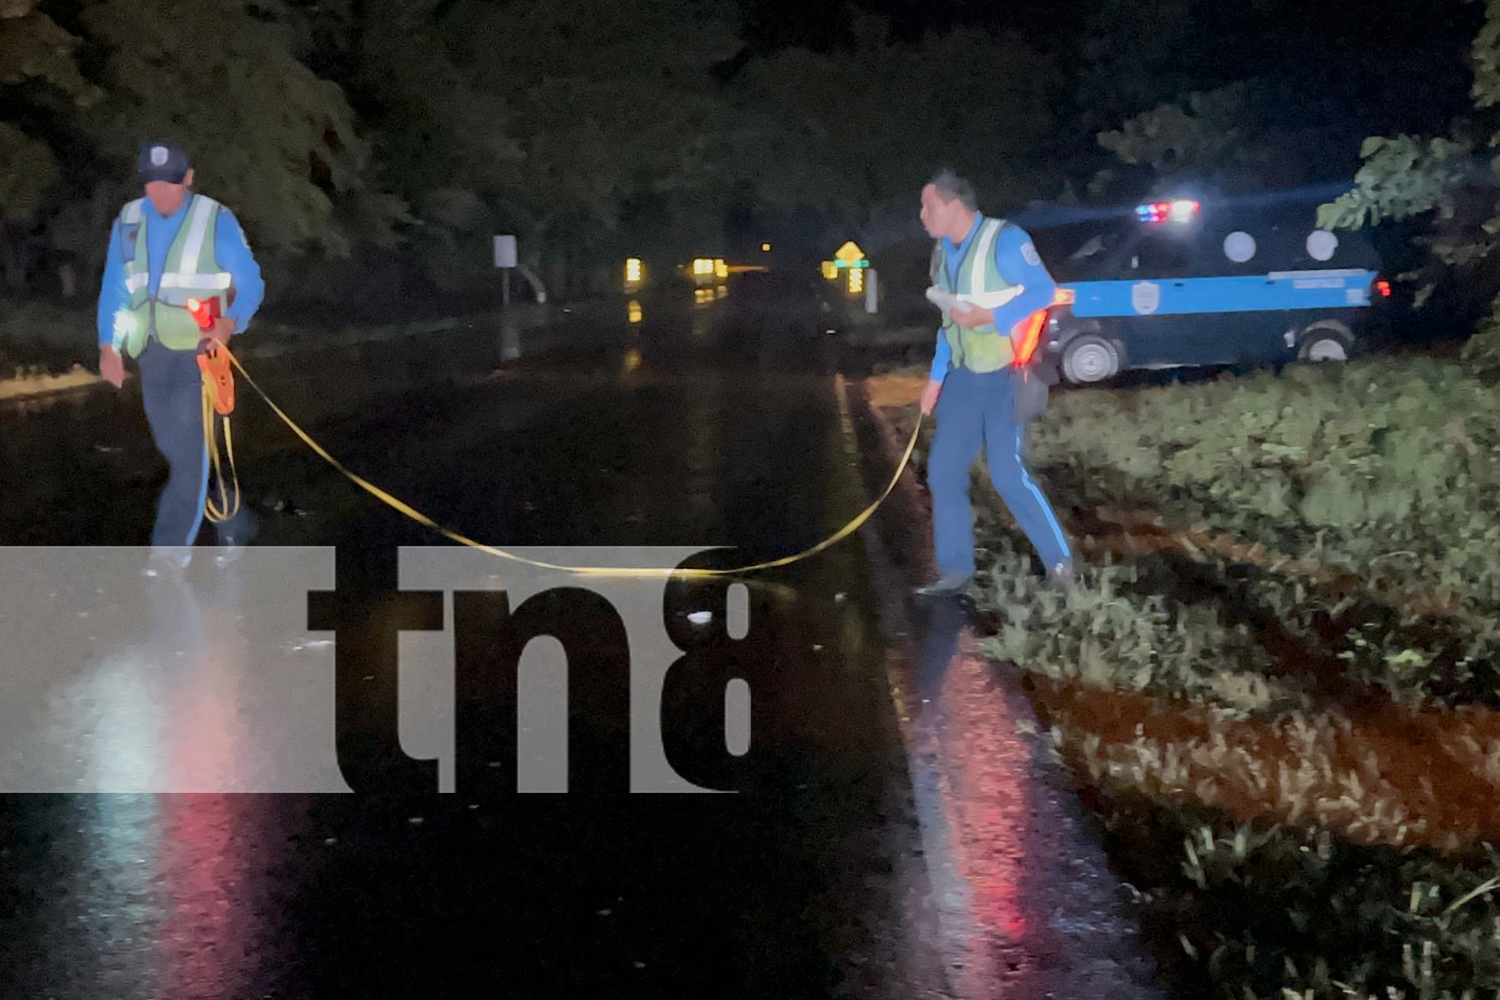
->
xmin=0 ymin=0 xmax=1483 ymax=314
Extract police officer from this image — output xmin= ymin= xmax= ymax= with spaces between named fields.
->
xmin=916 ymin=168 xmax=1074 ymax=595
xmin=96 ymin=139 xmax=264 ymax=576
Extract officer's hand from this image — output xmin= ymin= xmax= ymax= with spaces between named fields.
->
xmin=207 ymin=317 xmax=237 ymax=346
xmin=99 ymin=346 xmax=124 ymax=389
xmin=920 ymin=379 xmax=943 ymax=416
xmin=951 ymin=304 xmax=992 ymax=328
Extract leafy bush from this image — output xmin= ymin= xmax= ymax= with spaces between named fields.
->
xmin=1089 ymin=790 xmax=1500 ymax=1000
xmin=868 ymin=357 xmax=1500 ymax=1000
xmin=1029 ymin=359 xmax=1500 ymax=608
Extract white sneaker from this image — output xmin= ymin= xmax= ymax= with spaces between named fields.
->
xmin=213 ymin=544 xmax=245 ymax=569
xmin=143 ymin=547 xmax=191 ymax=578
xmin=1046 ymin=559 xmax=1076 ymax=591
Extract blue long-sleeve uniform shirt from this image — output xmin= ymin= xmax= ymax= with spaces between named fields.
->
xmin=930 ymin=216 xmax=1055 ymax=382
xmin=96 ymin=195 xmax=265 ymax=348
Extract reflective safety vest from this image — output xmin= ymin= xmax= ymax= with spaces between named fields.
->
xmin=113 ymin=194 xmax=233 ymax=357
xmin=930 ymin=217 xmax=1025 ymax=373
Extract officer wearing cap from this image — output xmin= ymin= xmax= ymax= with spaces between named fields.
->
xmin=96 ymin=139 xmax=265 ymax=575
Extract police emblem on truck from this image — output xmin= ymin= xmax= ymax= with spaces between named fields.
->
xmin=1132 ymin=281 xmax=1161 ymax=315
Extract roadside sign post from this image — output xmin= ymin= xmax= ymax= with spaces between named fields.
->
xmin=494 ymin=235 xmax=518 ymax=306
xmin=833 ymin=241 xmax=871 ymax=302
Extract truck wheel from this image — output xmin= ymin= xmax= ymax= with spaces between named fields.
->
xmin=1061 ymin=334 xmax=1121 ymax=384
xmin=1297 ymin=321 xmax=1353 ymax=362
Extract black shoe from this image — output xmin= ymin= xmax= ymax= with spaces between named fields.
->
xmin=915 ymin=572 xmax=972 ymax=596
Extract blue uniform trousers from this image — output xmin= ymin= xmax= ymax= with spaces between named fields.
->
xmin=137 ymin=340 xmax=255 ymax=552
xmin=928 ymin=366 xmax=1071 ymax=578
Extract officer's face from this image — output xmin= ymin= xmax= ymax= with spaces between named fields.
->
xmin=920 ymin=185 xmax=959 ymax=239
xmin=144 ymin=169 xmax=193 ymax=216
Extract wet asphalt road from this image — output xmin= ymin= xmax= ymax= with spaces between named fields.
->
xmin=0 ymin=282 xmax=1170 ymax=999
xmin=0 ymin=287 xmax=951 ymax=998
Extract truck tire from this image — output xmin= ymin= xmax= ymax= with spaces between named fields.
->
xmin=1297 ymin=321 xmax=1353 ymax=362
xmin=1061 ymin=334 xmax=1121 ymax=384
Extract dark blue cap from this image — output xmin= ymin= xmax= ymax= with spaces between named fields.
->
xmin=137 ymin=139 xmax=191 ymax=184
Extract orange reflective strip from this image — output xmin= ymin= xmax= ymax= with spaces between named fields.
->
xmin=1013 ymin=309 xmax=1048 ymax=367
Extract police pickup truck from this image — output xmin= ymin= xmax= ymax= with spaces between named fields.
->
xmin=1030 ymin=194 xmax=1392 ymax=384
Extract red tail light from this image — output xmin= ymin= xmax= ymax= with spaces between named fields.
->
xmin=1375 ymin=278 xmax=1392 ymax=298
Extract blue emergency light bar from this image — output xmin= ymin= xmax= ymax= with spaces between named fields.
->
xmin=1135 ymin=199 xmax=1200 ymax=224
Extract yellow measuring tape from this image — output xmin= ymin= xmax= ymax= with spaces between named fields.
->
xmin=207 ymin=347 xmax=922 ymax=579
xmin=202 ymin=364 xmax=242 ymax=524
